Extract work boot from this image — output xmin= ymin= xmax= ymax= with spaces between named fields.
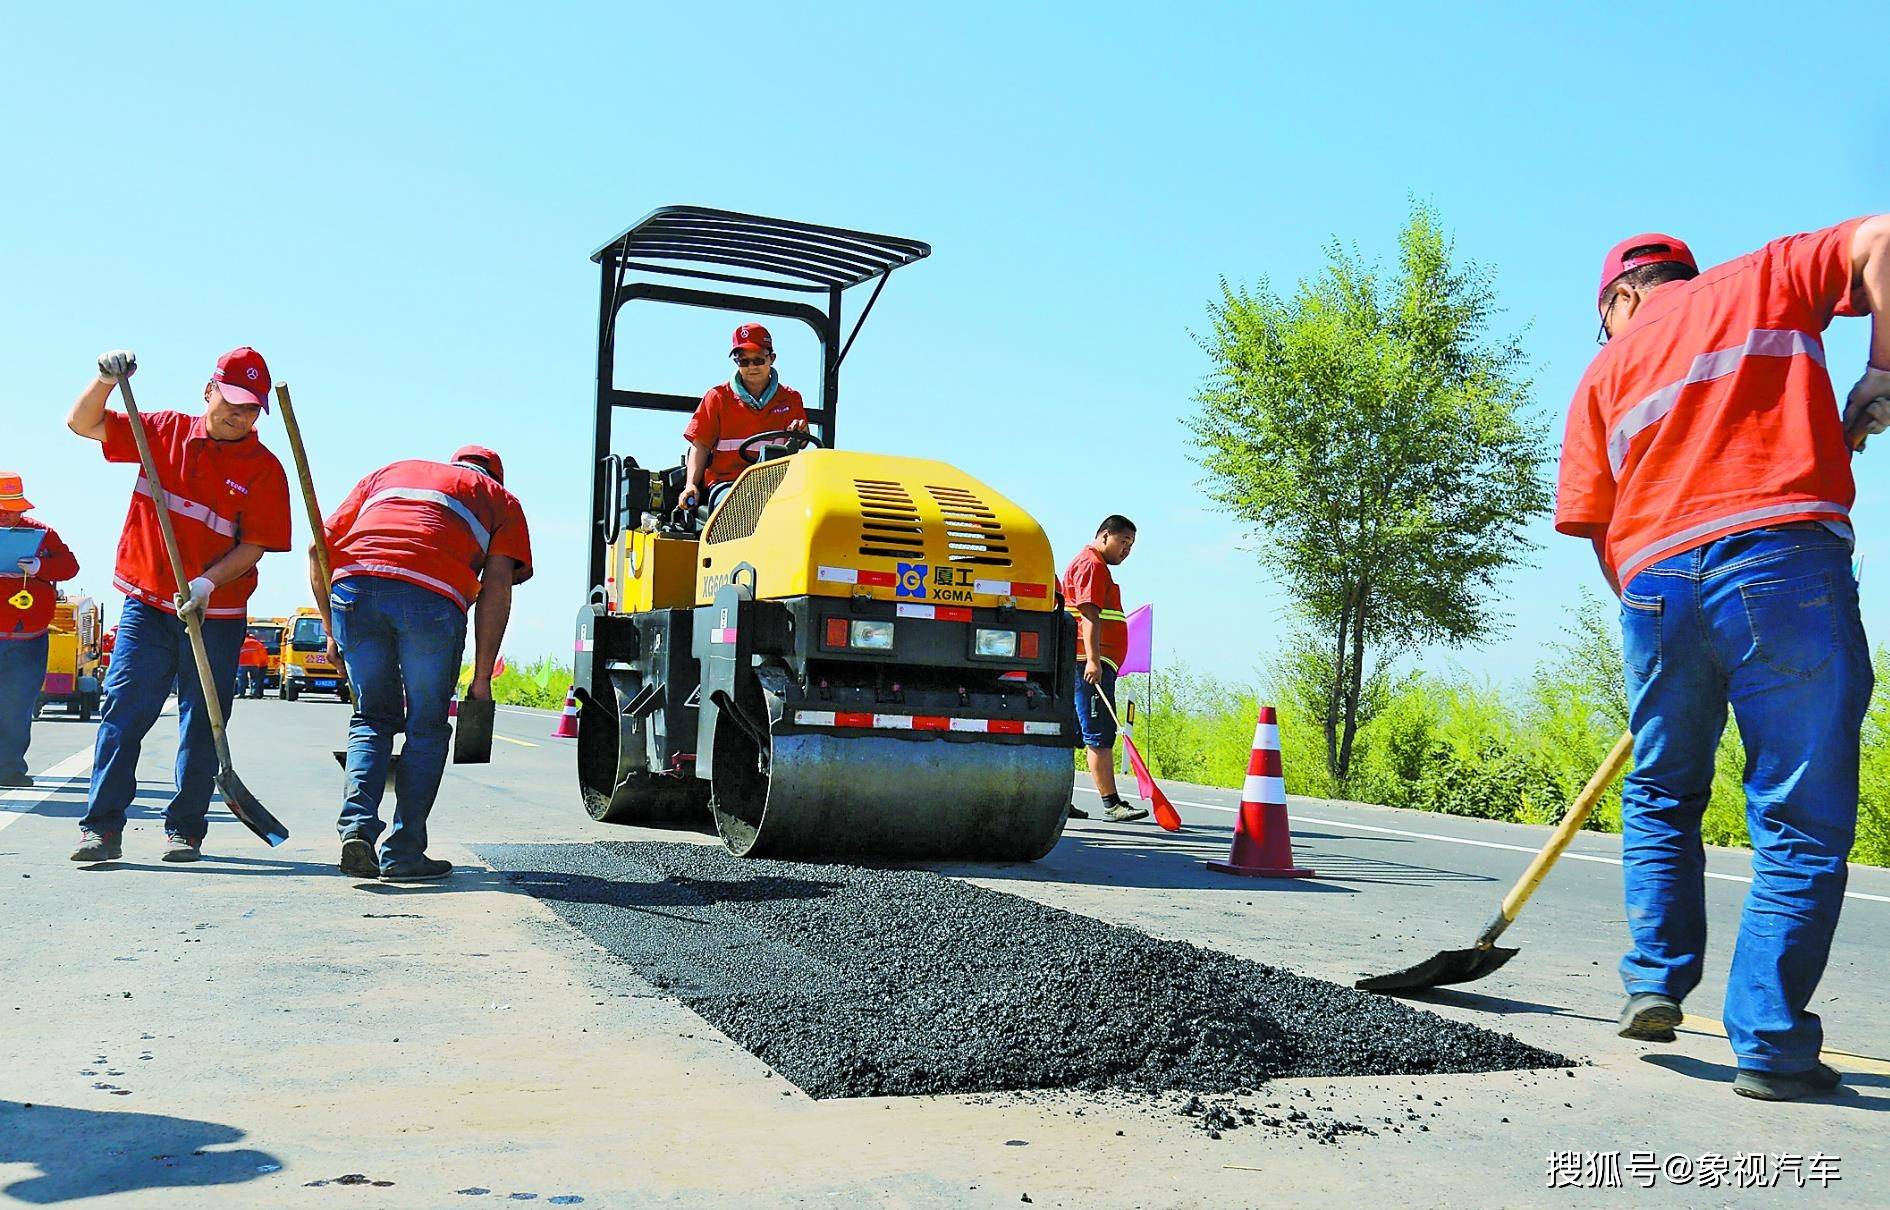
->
xmin=0 ymin=772 xmax=33 ymax=788
xmin=1617 ymin=992 xmax=1682 ymax=1042
xmin=1733 ymin=1063 xmax=1842 ymax=1102
xmin=1104 ymin=797 xmax=1150 ymax=823
xmin=70 ymin=829 xmax=122 ymax=863
xmin=1066 ymin=803 xmax=1090 ymax=820
xmin=381 ymin=857 xmax=453 ymax=882
xmin=339 ymin=837 xmax=379 ymax=879
xmin=161 ymin=834 xmax=202 ymax=863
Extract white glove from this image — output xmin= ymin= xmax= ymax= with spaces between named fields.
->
xmin=1843 ymin=366 xmax=1890 ymax=443
xmin=179 ymin=576 xmax=215 ymax=618
xmin=18 ymin=557 xmax=40 ymax=576
xmin=96 ymin=349 xmax=137 ymax=383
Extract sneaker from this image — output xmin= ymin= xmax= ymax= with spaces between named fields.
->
xmin=161 ymin=834 xmax=202 ymax=863
xmin=1104 ymin=799 xmax=1150 ymax=823
xmin=1733 ymin=1062 xmax=1842 ymax=1101
xmin=338 ymin=837 xmax=379 ymax=879
xmin=70 ymin=829 xmax=122 ymax=863
xmin=1066 ymin=804 xmax=1090 ymax=820
xmin=381 ymin=857 xmax=453 ymax=882
xmin=1617 ymin=992 xmax=1682 ymax=1042
xmin=0 ymin=773 xmax=33 ymax=788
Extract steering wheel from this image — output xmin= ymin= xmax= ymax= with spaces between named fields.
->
xmin=736 ymin=428 xmax=824 ymax=465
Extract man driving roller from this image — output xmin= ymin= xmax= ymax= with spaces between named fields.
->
xmin=681 ymin=323 xmax=811 ymax=510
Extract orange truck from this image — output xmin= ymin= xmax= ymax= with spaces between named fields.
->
xmin=38 ymin=592 xmax=104 ymax=720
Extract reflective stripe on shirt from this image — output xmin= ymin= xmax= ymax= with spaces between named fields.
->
xmin=360 ymin=487 xmax=492 ymax=551
xmin=134 ymin=477 xmax=239 ymax=539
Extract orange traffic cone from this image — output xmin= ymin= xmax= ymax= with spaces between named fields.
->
xmin=551 ymin=686 xmax=579 ymax=739
xmin=1206 ymin=705 xmax=1315 ymax=878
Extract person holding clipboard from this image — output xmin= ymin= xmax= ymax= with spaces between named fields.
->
xmin=0 ymin=472 xmax=81 ymax=787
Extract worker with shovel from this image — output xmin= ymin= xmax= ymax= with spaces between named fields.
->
xmin=67 ymin=348 xmax=293 ymax=863
xmin=314 ymin=447 xmax=532 ymax=881
xmin=1556 ymin=215 xmax=1890 ymax=1100
xmin=1061 ymin=515 xmax=1147 ymax=824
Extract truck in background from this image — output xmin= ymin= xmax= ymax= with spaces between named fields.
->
xmin=38 ymin=592 xmax=104 ymax=720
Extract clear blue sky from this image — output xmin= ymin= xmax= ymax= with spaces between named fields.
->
xmin=4 ymin=3 xmax=1884 ymax=688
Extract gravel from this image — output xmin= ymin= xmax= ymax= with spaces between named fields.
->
xmin=480 ymin=841 xmax=1569 ymax=1100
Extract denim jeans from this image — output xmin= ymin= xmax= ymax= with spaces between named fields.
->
xmin=1073 ymin=664 xmax=1118 ymax=750
xmin=0 ymin=634 xmax=49 ymax=780
xmin=80 ymin=597 xmax=243 ymax=842
xmin=1618 ymin=526 xmax=1870 ymax=1073
xmin=329 ymin=575 xmax=467 ymax=869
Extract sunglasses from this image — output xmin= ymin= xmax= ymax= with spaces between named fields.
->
xmin=733 ymin=355 xmax=771 ymax=368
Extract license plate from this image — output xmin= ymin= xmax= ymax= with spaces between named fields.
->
xmin=312 ymin=680 xmax=336 ymax=690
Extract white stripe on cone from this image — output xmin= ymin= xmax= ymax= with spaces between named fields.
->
xmin=1251 ymin=722 xmax=1280 ymax=749
xmin=1241 ymin=774 xmax=1287 ymax=805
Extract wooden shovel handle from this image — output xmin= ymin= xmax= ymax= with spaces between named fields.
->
xmin=273 ymin=383 xmax=331 ymax=597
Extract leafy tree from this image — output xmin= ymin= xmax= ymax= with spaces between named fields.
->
xmin=1189 ymin=202 xmax=1550 ymax=784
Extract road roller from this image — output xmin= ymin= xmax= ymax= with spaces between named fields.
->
xmin=572 ymin=207 xmax=1079 ymax=861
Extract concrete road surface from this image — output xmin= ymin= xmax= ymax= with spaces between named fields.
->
xmin=2 ymin=698 xmax=1884 ymax=1207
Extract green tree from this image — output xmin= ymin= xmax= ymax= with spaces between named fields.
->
xmin=1189 ymin=201 xmax=1551 ymax=785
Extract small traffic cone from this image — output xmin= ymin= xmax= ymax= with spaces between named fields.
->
xmin=551 ymin=686 xmax=579 ymax=739
xmin=1206 ymin=705 xmax=1314 ymax=878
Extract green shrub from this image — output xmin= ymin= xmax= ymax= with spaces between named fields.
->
xmin=458 ymin=656 xmax=573 ymax=709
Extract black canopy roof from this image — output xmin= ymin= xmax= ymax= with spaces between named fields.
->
xmin=591 ymin=205 xmax=932 ymax=294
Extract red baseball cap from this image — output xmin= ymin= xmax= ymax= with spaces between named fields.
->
xmin=731 ymin=323 xmax=773 ymax=354
xmin=452 ymin=444 xmax=505 ymax=485
xmin=1597 ymin=234 xmax=1697 ymax=308
xmin=212 ymin=346 xmax=273 ymax=409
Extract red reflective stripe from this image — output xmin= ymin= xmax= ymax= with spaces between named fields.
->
xmin=1011 ymin=582 xmax=1047 ymax=599
xmin=988 ymin=719 xmax=1025 ymax=735
xmin=856 ymin=570 xmax=897 ymax=587
xmin=912 ymin=715 xmax=951 ymax=731
xmin=935 ymin=606 xmax=973 ymax=622
xmin=834 ymin=711 xmax=874 ymax=728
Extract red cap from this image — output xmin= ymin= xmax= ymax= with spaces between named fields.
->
xmin=452 ymin=444 xmax=505 ymax=485
xmin=1597 ymin=234 xmax=1697 ymax=307
xmin=731 ymin=323 xmax=773 ymax=354
xmin=212 ymin=347 xmax=272 ymax=409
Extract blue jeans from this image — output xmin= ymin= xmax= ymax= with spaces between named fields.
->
xmin=1074 ymin=664 xmax=1118 ymax=749
xmin=80 ymin=597 xmax=243 ymax=842
xmin=330 ymin=575 xmax=467 ymax=868
xmin=1618 ymin=526 xmax=1870 ymax=1072
xmin=0 ymin=635 xmax=49 ymax=780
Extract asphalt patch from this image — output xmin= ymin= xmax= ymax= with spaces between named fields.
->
xmin=480 ymin=841 xmax=1568 ymax=1099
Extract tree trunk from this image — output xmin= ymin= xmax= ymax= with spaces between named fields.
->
xmin=1323 ymin=585 xmax=1352 ymax=783
xmin=1336 ymin=578 xmax=1371 ymax=781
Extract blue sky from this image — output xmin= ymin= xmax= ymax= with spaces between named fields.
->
xmin=3 ymin=3 xmax=1885 ymax=688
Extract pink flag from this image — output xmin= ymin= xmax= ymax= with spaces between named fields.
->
xmin=1118 ymin=604 xmax=1153 ymax=676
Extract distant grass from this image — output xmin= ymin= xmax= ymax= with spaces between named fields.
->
xmin=457 ymin=656 xmax=573 ymax=710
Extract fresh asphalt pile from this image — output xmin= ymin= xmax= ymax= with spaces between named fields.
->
xmin=479 ymin=840 xmax=1568 ymax=1100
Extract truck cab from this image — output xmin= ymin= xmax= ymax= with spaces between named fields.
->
xmin=280 ymin=608 xmax=351 ymax=702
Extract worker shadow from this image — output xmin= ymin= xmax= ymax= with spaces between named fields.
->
xmin=76 ymin=854 xmax=351 ymax=878
xmin=0 ymin=1099 xmax=279 ymax=1204
xmin=1641 ymin=1054 xmax=1890 ymax=1109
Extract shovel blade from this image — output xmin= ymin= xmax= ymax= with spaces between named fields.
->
xmin=453 ymin=697 xmax=495 ymax=764
xmin=217 ymin=765 xmax=288 ymax=847
xmin=1354 ymin=945 xmax=1519 ymax=994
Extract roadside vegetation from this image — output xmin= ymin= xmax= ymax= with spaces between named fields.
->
xmin=458 ymin=656 xmax=573 ymax=709
xmin=1125 ymin=592 xmax=1890 ymax=868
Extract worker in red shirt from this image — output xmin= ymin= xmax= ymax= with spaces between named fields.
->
xmin=315 ymin=445 xmax=533 ymax=881
xmin=65 ymin=348 xmax=293 ymax=864
xmin=1060 ymin=515 xmax=1146 ymax=824
xmin=0 ymin=473 xmax=81 ymax=787
xmin=680 ymin=323 xmax=811 ymax=512
xmin=1557 ymin=216 xmax=1890 ymax=1101
xmin=236 ymin=633 xmax=269 ymax=699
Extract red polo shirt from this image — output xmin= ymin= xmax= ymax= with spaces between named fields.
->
xmin=1060 ymin=546 xmax=1129 ymax=669
xmin=683 ymin=381 xmax=809 ymax=485
xmin=1557 ymin=219 xmax=1866 ymax=586
xmin=0 ymin=517 xmax=80 ymax=640
xmin=323 ymin=459 xmax=533 ymax=611
xmin=100 ymin=410 xmax=292 ymax=619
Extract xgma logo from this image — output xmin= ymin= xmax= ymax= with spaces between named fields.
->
xmin=896 ymin=563 xmax=929 ymax=598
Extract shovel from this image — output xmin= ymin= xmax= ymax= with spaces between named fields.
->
xmin=1355 ymin=729 xmax=1633 ymax=994
xmin=115 ymin=378 xmax=288 ymax=846
xmin=452 ymin=697 xmax=494 ymax=764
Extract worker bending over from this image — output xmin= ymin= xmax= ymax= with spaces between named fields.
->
xmin=1556 ymin=215 xmax=1890 ymax=1100
xmin=68 ymin=349 xmax=292 ymax=864
xmin=315 ymin=446 xmax=532 ymax=881
xmin=1061 ymin=515 xmax=1146 ymax=824
xmin=0 ymin=473 xmax=81 ymax=787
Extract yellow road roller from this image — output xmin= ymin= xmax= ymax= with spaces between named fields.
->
xmin=573 ymin=207 xmax=1077 ymax=861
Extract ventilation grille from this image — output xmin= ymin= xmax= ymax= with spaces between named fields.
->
xmin=855 ymin=479 xmax=927 ymax=559
xmin=704 ymin=461 xmax=790 ymax=544
xmin=925 ymin=484 xmax=1012 ymax=566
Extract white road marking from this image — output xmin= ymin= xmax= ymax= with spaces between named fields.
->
xmin=1077 ymin=786 xmax=1890 ymax=905
xmin=0 ymin=746 xmax=97 ymax=833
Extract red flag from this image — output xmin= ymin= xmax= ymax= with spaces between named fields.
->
xmin=1123 ymin=733 xmax=1182 ymax=832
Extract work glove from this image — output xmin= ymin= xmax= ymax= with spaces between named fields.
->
xmin=96 ymin=349 xmax=137 ymax=383
xmin=18 ymin=557 xmax=40 ymax=576
xmin=1843 ymin=366 xmax=1890 ymax=448
xmin=177 ymin=575 xmax=215 ymax=620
